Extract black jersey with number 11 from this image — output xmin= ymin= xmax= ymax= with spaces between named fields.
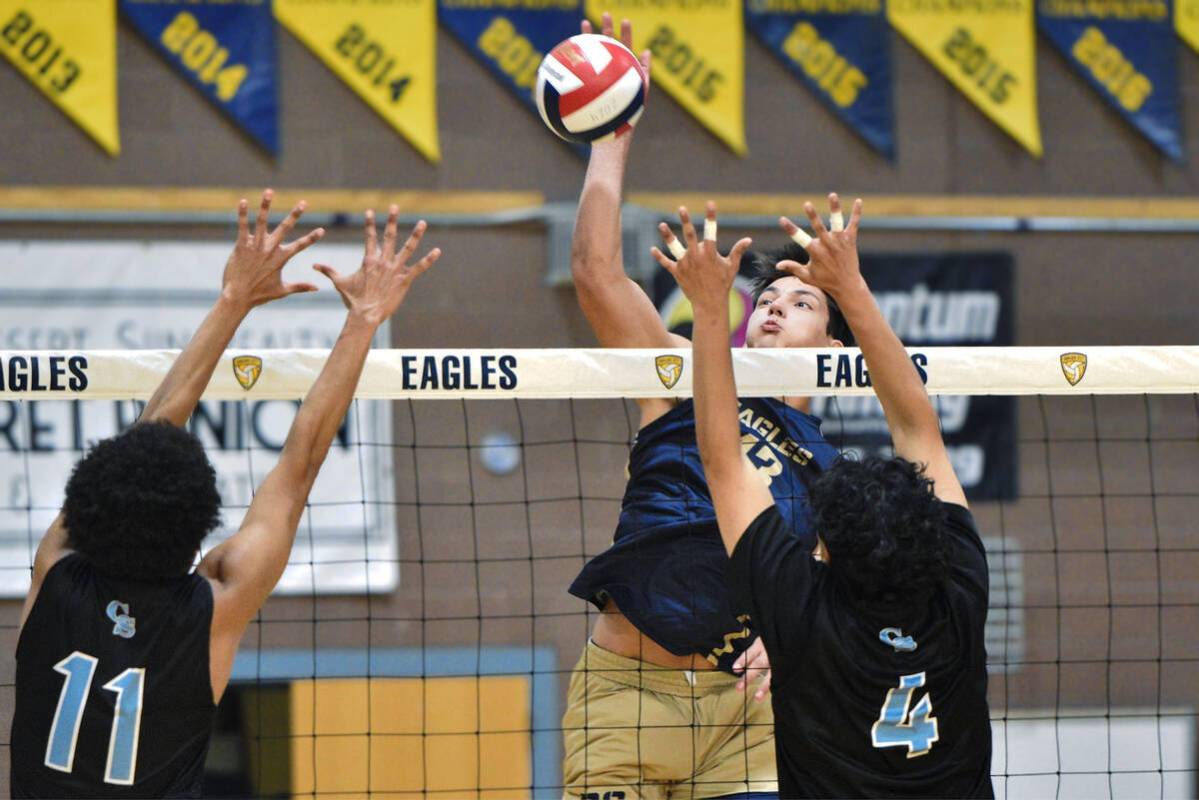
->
xmin=10 ymin=554 xmax=217 ymax=798
xmin=728 ymin=503 xmax=994 ymax=799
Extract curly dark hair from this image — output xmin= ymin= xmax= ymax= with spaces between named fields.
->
xmin=750 ymin=242 xmax=852 ymax=345
xmin=808 ymin=454 xmax=949 ymax=605
xmin=62 ymin=422 xmax=221 ymax=579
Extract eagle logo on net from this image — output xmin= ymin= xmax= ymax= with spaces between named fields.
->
xmin=233 ymin=355 xmax=263 ymax=391
xmin=655 ymin=355 xmax=683 ymax=390
xmin=1060 ymin=352 xmax=1087 ymax=387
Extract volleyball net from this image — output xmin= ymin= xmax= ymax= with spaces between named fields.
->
xmin=0 ymin=345 xmax=1196 ymax=798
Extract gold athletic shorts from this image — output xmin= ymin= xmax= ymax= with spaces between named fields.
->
xmin=562 ymin=640 xmax=778 ymax=799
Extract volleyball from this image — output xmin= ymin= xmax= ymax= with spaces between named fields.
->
xmin=534 ymin=33 xmax=648 ymax=144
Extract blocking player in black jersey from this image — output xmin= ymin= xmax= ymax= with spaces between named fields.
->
xmin=655 ymin=196 xmax=994 ymax=799
xmin=10 ymin=192 xmax=440 ymax=798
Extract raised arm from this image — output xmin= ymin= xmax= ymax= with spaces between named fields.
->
xmin=571 ymin=16 xmax=679 ymax=351
xmin=141 ymin=190 xmax=323 ymax=426
xmin=21 ymin=191 xmax=323 ymax=630
xmin=652 ymin=204 xmax=772 ymax=555
xmin=780 ymin=195 xmax=967 ymax=507
xmin=199 ymin=207 xmax=440 ymax=697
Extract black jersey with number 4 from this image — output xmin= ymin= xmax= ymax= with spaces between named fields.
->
xmin=728 ymin=503 xmax=993 ymax=799
xmin=10 ymin=553 xmax=217 ymax=798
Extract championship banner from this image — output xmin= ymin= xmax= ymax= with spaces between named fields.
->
xmin=1180 ymin=0 xmax=1199 ymax=54
xmin=584 ymin=0 xmax=746 ymax=154
xmin=121 ymin=0 xmax=279 ymax=154
xmin=1039 ymin=1 xmax=1182 ymax=160
xmin=888 ymin=0 xmax=1041 ymax=156
xmin=274 ymin=0 xmax=440 ymax=162
xmin=745 ymin=0 xmax=895 ymax=157
xmin=0 ymin=0 xmax=119 ymax=156
xmin=438 ymin=0 xmax=582 ymax=149
xmin=654 ymin=251 xmax=1015 ymax=500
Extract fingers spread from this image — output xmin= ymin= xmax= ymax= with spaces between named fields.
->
xmin=284 ymin=282 xmax=319 ymax=295
xmin=398 ymin=220 xmax=427 ymax=265
xmin=679 ymin=206 xmax=699 ymax=250
xmin=658 ymin=222 xmax=686 ymax=260
xmin=312 ymin=263 xmax=341 ymax=284
xmin=650 ymin=246 xmax=677 ymax=272
xmin=363 ymin=209 xmax=378 ymax=258
xmin=703 ymin=201 xmax=717 ymax=244
xmin=284 ymin=227 xmax=325 ymax=257
xmin=848 ymin=198 xmax=864 ymax=235
xmin=781 ymin=216 xmax=813 ymax=249
xmin=254 ymin=189 xmax=273 ymax=244
xmin=829 ymin=193 xmax=844 ymax=233
xmin=273 ymin=200 xmax=307 ymax=245
xmin=728 ymin=236 xmax=753 ymax=266
xmin=236 ymin=198 xmax=249 ymax=242
xmin=410 ymin=246 xmax=441 ymax=276
xmin=803 ymin=201 xmax=829 ymax=238
xmin=382 ymin=204 xmax=400 ymax=259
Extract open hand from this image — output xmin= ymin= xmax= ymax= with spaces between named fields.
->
xmin=651 ymin=202 xmax=752 ymax=318
xmin=313 ymin=206 xmax=440 ymax=328
xmin=777 ymin=193 xmax=865 ymax=301
xmin=221 ymin=189 xmax=325 ymax=309
xmin=582 ymin=12 xmax=651 ymax=124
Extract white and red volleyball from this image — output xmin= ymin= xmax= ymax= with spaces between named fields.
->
xmin=535 ymin=34 xmax=647 ymax=143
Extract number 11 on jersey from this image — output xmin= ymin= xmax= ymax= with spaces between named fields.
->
xmin=871 ymin=671 xmax=939 ymax=758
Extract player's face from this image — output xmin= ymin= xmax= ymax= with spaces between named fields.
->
xmin=745 ymin=276 xmax=838 ymax=349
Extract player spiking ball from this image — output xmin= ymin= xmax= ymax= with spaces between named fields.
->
xmin=658 ymin=194 xmax=994 ymax=799
xmin=10 ymin=192 xmax=439 ymax=798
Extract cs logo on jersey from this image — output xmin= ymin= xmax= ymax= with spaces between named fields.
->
xmin=1060 ymin=352 xmax=1087 ymax=386
xmin=879 ymin=627 xmax=917 ymax=652
xmin=233 ymin=355 xmax=263 ymax=391
xmin=655 ymin=355 xmax=683 ymax=390
xmin=107 ymin=601 xmax=136 ymax=639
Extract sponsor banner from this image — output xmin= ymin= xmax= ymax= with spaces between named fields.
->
xmin=274 ymin=0 xmax=440 ymax=162
xmin=745 ymin=0 xmax=895 ymax=157
xmin=1180 ymin=0 xmax=1199 ymax=54
xmin=584 ymin=0 xmax=746 ymax=154
xmin=888 ymin=0 xmax=1041 ymax=156
xmin=121 ymin=0 xmax=279 ymax=154
xmin=0 ymin=0 xmax=119 ymax=155
xmin=1039 ymin=0 xmax=1182 ymax=160
xmin=814 ymin=253 xmax=1015 ymax=500
xmin=438 ymin=0 xmax=583 ymax=149
xmin=0 ymin=241 xmax=396 ymax=598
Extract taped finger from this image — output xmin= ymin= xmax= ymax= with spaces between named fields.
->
xmin=790 ymin=227 xmax=813 ymax=249
xmin=703 ymin=217 xmax=717 ymax=242
xmin=830 ymin=210 xmax=845 ymax=232
xmin=667 ymin=238 xmax=687 ymax=260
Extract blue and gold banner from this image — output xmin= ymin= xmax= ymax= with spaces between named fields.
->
xmin=121 ymin=0 xmax=278 ymax=154
xmin=1039 ymin=0 xmax=1182 ymax=160
xmin=438 ymin=0 xmax=582 ymax=144
xmin=1180 ymin=0 xmax=1199 ymax=54
xmin=746 ymin=0 xmax=895 ymax=157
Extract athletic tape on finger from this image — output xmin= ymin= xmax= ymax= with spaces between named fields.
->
xmin=703 ymin=218 xmax=717 ymax=242
xmin=830 ymin=211 xmax=845 ymax=232
xmin=667 ymin=239 xmax=687 ymax=259
xmin=790 ymin=228 xmax=813 ymax=249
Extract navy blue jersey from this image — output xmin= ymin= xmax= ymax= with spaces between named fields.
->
xmin=728 ymin=503 xmax=993 ymax=798
xmin=570 ymin=397 xmax=838 ymax=671
xmin=11 ymin=554 xmax=216 ymax=798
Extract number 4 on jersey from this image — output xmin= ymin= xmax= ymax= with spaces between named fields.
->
xmin=871 ymin=671 xmax=939 ymax=758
